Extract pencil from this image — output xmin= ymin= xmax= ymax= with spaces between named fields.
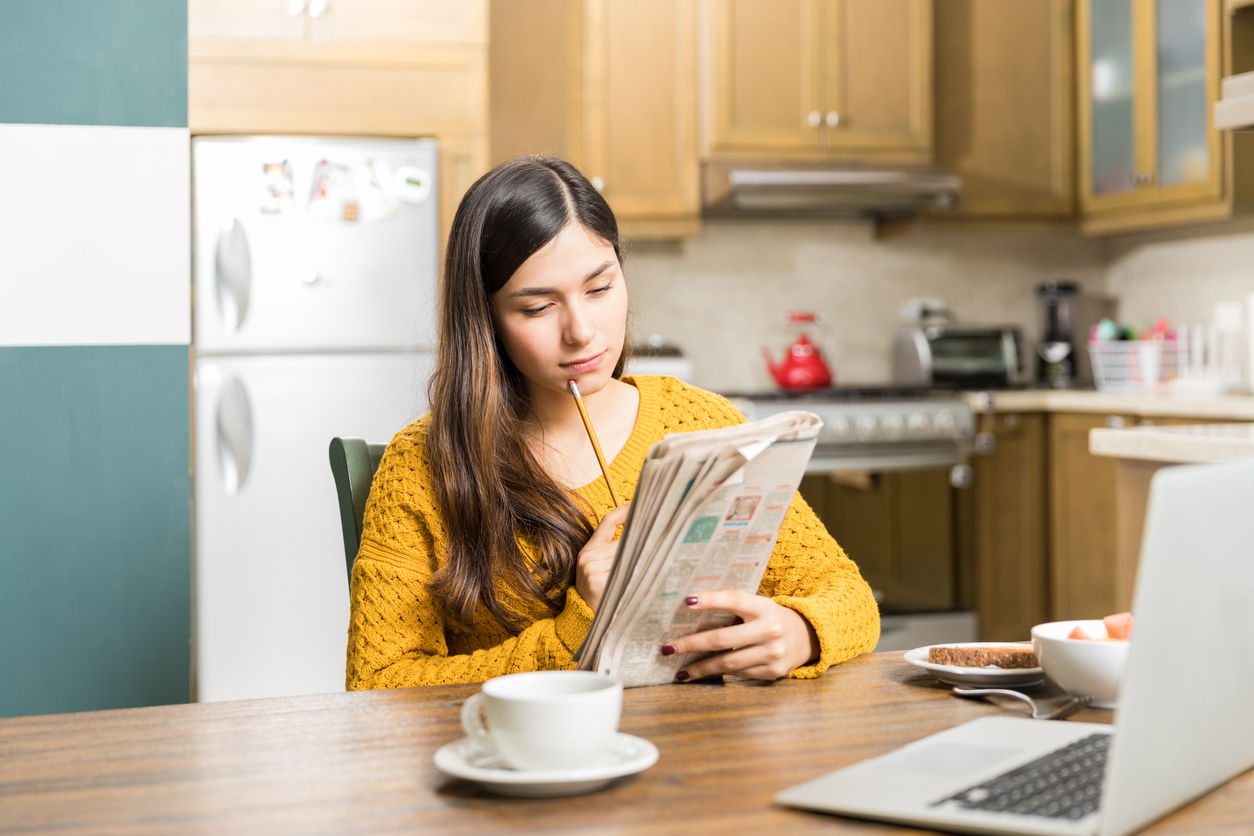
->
xmin=567 ymin=380 xmax=623 ymax=507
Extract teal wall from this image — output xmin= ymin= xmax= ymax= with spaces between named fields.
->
xmin=0 ymin=347 xmax=191 ymax=716
xmin=0 ymin=0 xmax=186 ymax=127
xmin=0 ymin=0 xmax=190 ymax=718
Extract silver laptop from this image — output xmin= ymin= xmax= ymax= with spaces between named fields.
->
xmin=777 ymin=457 xmax=1254 ymax=836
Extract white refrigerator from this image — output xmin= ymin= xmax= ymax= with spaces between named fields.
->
xmin=191 ymin=136 xmax=439 ymax=702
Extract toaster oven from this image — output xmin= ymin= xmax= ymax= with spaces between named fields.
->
xmin=894 ymin=326 xmax=1028 ymax=389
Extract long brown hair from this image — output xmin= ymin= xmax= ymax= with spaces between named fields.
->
xmin=425 ymin=156 xmax=627 ymax=632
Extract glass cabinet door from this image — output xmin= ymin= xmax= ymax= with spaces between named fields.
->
xmin=1089 ymin=0 xmax=1136 ymax=195
xmin=1155 ymin=0 xmax=1209 ymax=187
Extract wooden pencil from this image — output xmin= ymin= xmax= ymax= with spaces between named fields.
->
xmin=567 ymin=379 xmax=623 ymax=506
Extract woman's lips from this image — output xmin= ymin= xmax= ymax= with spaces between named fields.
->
xmin=561 ymin=351 xmax=606 ymax=374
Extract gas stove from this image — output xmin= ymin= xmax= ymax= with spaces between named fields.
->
xmin=723 ymin=386 xmax=975 ymax=473
xmin=724 ymin=384 xmax=980 ymax=649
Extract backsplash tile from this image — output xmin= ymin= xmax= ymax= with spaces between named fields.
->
xmin=626 ymin=219 xmax=1106 ymax=392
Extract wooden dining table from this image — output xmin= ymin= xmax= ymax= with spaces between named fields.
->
xmin=2 ymin=651 xmax=1251 ymax=835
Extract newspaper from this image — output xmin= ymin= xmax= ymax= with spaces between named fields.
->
xmin=572 ymin=410 xmax=821 ymax=687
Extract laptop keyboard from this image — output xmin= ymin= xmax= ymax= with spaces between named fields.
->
xmin=935 ymin=733 xmax=1111 ymax=821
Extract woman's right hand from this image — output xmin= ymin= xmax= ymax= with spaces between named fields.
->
xmin=574 ymin=503 xmax=630 ymax=612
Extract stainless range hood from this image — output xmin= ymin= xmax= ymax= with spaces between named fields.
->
xmin=1216 ymin=71 xmax=1254 ymax=131
xmin=703 ymin=161 xmax=961 ymax=218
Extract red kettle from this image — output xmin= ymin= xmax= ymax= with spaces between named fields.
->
xmin=763 ymin=332 xmax=833 ymax=390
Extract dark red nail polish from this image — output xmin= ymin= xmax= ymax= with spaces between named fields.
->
xmin=676 ymin=670 xmax=691 ymax=682
xmin=661 ymin=645 xmax=676 ymax=656
xmin=684 ymin=596 xmax=699 ymax=606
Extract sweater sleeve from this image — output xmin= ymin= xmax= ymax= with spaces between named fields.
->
xmin=757 ymin=492 xmax=881 ymax=678
xmin=344 ymin=422 xmax=597 ymax=689
xmin=345 ymin=536 xmax=595 ymax=688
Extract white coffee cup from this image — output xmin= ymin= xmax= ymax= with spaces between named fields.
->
xmin=459 ymin=670 xmax=622 ymax=771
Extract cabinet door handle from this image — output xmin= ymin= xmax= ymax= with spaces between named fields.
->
xmin=808 ymin=111 xmax=822 ymax=127
xmin=974 ymin=432 xmax=997 ymax=456
xmin=950 ymin=464 xmax=974 ymax=489
xmin=591 ymin=176 xmax=604 ymax=192
xmin=287 ymin=0 xmax=304 ymax=15
xmin=1105 ymin=415 xmax=1126 ymax=429
xmin=308 ymin=0 xmax=326 ymax=17
xmin=826 ymin=111 xmax=841 ymax=127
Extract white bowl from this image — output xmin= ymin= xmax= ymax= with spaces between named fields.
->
xmin=1031 ymin=620 xmax=1131 ymax=709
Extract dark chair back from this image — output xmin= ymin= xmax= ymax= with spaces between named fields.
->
xmin=329 ymin=437 xmax=386 ymax=583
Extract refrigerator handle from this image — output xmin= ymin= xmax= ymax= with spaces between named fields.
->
xmin=215 ymin=219 xmax=252 ymax=331
xmin=216 ymin=376 xmax=254 ymax=494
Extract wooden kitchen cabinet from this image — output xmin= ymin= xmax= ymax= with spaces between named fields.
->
xmin=1047 ymin=412 xmax=1133 ymax=621
xmin=188 ymin=0 xmax=489 ymax=244
xmin=189 ymin=0 xmax=306 ymax=41
xmin=971 ymin=412 xmax=1049 ymax=641
xmin=489 ymin=0 xmax=701 ymax=240
xmin=191 ymin=0 xmax=485 ymax=45
xmin=307 ymin=0 xmax=486 ymax=44
xmin=1076 ymin=0 xmax=1254 ymax=233
xmin=703 ymin=0 xmax=932 ymax=162
xmin=800 ymin=469 xmax=956 ymax=613
xmin=932 ymin=0 xmax=1076 ymax=219
xmin=1049 ymin=412 xmax=1230 ymax=619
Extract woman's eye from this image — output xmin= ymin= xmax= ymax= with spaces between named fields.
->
xmin=523 ymin=304 xmax=552 ymax=316
xmin=589 ymin=283 xmax=612 ymax=296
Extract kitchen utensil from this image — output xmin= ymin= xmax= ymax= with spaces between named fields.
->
xmin=1032 ymin=620 xmax=1131 ymax=709
xmin=460 ymin=670 xmax=623 ymax=772
xmin=1037 ymin=280 xmax=1079 ymax=387
xmin=892 ymin=326 xmax=1027 ymax=389
xmin=953 ymin=687 xmax=1092 ymax=720
xmin=762 ymin=311 xmax=833 ymax=390
xmin=903 ymin=644 xmax=1045 ymax=688
xmin=433 ymin=732 xmax=658 ymax=797
xmin=1089 ymin=338 xmax=1179 ymax=392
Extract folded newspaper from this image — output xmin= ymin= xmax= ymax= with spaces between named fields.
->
xmin=572 ymin=410 xmax=822 ymax=687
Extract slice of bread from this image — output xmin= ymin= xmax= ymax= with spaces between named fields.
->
xmin=928 ymin=645 xmax=1038 ymax=669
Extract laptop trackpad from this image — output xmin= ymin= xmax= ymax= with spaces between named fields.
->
xmin=875 ymin=742 xmax=1023 ymax=777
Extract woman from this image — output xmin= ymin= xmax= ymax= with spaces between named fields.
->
xmin=345 ymin=156 xmax=879 ymax=689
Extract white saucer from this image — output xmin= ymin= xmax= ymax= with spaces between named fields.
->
xmin=433 ymin=733 xmax=659 ymax=797
xmin=904 ymin=643 xmax=1045 ymax=688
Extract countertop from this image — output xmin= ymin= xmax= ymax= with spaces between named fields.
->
xmin=963 ymin=388 xmax=1254 ymax=420
xmin=1090 ymin=422 xmax=1254 ymax=463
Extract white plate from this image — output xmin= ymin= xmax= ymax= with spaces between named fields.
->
xmin=433 ymin=733 xmax=659 ymax=797
xmin=904 ymin=642 xmax=1045 ymax=688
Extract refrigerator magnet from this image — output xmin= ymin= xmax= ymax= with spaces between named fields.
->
xmin=395 ymin=166 xmax=432 ymax=205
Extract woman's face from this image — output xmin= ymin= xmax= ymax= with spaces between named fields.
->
xmin=491 ymin=222 xmax=628 ymax=400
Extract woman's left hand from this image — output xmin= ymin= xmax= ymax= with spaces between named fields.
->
xmin=660 ymin=590 xmax=820 ymax=682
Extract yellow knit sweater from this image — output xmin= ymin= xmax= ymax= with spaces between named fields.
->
xmin=345 ymin=375 xmax=880 ymax=689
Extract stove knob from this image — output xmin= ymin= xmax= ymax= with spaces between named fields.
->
xmin=881 ymin=413 xmax=906 ymax=441
xmin=933 ymin=410 xmax=958 ymax=440
xmin=907 ymin=412 xmax=934 ymax=440
xmin=828 ymin=415 xmax=854 ymax=443
xmin=855 ymin=414 xmax=880 ymax=442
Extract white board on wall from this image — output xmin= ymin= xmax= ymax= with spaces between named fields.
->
xmin=0 ymin=123 xmax=190 ymax=346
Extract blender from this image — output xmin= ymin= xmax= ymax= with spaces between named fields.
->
xmin=1037 ymin=280 xmax=1078 ymax=387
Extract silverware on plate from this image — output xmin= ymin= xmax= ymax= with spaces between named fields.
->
xmin=952 ymin=687 xmax=1091 ymax=721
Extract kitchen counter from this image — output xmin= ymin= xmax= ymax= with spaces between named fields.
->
xmin=1087 ymin=421 xmax=1254 ymax=612
xmin=1090 ymin=422 xmax=1254 ymax=464
xmin=962 ymin=388 xmax=1254 ymax=420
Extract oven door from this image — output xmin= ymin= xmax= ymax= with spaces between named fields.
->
xmin=798 ymin=449 xmax=978 ymax=651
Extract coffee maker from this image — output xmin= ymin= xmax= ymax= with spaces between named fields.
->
xmin=1037 ymin=280 xmax=1079 ymax=387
